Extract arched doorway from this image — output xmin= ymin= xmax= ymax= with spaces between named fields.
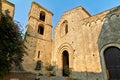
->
xmin=62 ymin=50 xmax=69 ymax=76
xmin=104 ymin=46 xmax=120 ymax=80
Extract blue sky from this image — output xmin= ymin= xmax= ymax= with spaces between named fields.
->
xmin=8 ymin=0 xmax=120 ymax=31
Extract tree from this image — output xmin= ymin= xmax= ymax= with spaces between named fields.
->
xmin=0 ymin=11 xmax=26 ymax=78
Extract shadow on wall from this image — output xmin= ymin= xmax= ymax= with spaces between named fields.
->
xmin=3 ymin=71 xmax=36 ymax=80
xmin=57 ymin=69 xmax=104 ymax=80
xmin=98 ymin=6 xmax=120 ymax=50
xmin=3 ymin=71 xmax=103 ymax=80
xmin=98 ymin=6 xmax=120 ymax=80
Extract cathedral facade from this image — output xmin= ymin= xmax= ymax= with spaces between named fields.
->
xmin=23 ymin=2 xmax=120 ymax=80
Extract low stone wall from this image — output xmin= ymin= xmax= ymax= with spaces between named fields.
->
xmin=36 ymin=76 xmax=81 ymax=80
xmin=72 ymin=72 xmax=104 ymax=80
xmin=3 ymin=71 xmax=36 ymax=80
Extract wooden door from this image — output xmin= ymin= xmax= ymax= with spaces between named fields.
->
xmin=104 ymin=46 xmax=120 ymax=80
xmin=62 ymin=50 xmax=69 ymax=76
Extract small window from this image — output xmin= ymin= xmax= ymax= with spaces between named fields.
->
xmin=39 ymin=11 xmax=45 ymax=21
xmin=61 ymin=20 xmax=68 ymax=37
xmin=38 ymin=51 xmax=40 ymax=58
xmin=65 ymin=24 xmax=68 ymax=34
xmin=38 ymin=26 xmax=44 ymax=35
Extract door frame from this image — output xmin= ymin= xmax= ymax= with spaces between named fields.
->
xmin=62 ymin=50 xmax=69 ymax=76
xmin=57 ymin=43 xmax=74 ymax=76
xmin=100 ymin=43 xmax=120 ymax=80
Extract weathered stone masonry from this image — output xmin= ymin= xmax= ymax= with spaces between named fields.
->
xmin=23 ymin=2 xmax=120 ymax=80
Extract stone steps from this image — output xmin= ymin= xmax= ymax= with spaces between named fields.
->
xmin=36 ymin=76 xmax=67 ymax=80
xmin=36 ymin=76 xmax=81 ymax=80
xmin=3 ymin=71 xmax=80 ymax=80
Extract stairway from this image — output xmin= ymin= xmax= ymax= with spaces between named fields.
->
xmin=36 ymin=76 xmax=67 ymax=80
xmin=36 ymin=76 xmax=81 ymax=80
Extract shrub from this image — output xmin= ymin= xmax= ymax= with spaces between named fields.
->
xmin=38 ymin=72 xmax=43 ymax=76
xmin=45 ymin=65 xmax=55 ymax=71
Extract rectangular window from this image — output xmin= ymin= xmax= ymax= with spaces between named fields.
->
xmin=65 ymin=24 xmax=68 ymax=34
xmin=38 ymin=26 xmax=44 ymax=35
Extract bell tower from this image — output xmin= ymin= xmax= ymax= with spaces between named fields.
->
xmin=2 ymin=0 xmax=15 ymax=18
xmin=23 ymin=2 xmax=53 ymax=73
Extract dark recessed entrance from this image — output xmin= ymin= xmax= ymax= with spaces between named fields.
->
xmin=62 ymin=50 xmax=69 ymax=76
xmin=104 ymin=46 xmax=120 ymax=80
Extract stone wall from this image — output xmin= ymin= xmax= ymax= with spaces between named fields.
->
xmin=52 ymin=6 xmax=113 ymax=80
xmin=23 ymin=1 xmax=120 ymax=80
xmin=2 ymin=1 xmax=15 ymax=18
xmin=53 ymin=6 xmax=91 ymax=71
xmin=97 ymin=6 xmax=120 ymax=80
xmin=22 ymin=2 xmax=53 ymax=74
xmin=98 ymin=6 xmax=120 ymax=50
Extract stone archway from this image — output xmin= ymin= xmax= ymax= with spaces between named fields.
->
xmin=100 ymin=43 xmax=120 ymax=80
xmin=57 ymin=43 xmax=74 ymax=76
xmin=62 ymin=50 xmax=69 ymax=76
xmin=104 ymin=46 xmax=120 ymax=80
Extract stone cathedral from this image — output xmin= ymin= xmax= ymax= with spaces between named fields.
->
xmin=22 ymin=2 xmax=120 ymax=80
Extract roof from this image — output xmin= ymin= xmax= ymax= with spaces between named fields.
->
xmin=63 ymin=6 xmax=91 ymax=17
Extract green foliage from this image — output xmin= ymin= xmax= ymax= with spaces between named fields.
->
xmin=0 ymin=11 xmax=25 ymax=78
xmin=50 ymin=72 xmax=56 ymax=76
xmin=38 ymin=72 xmax=43 ymax=76
xmin=96 ymin=78 xmax=99 ymax=80
xmin=45 ymin=65 xmax=55 ymax=71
